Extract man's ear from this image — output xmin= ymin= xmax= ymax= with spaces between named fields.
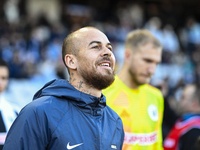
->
xmin=124 ymin=49 xmax=132 ymax=60
xmin=64 ymin=54 xmax=77 ymax=70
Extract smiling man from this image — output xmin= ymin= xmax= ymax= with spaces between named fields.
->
xmin=3 ymin=27 xmax=124 ymax=150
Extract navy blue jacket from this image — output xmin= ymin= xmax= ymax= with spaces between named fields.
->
xmin=3 ymin=79 xmax=124 ymax=150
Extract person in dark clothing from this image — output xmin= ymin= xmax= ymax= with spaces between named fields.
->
xmin=3 ymin=27 xmax=124 ymax=150
xmin=162 ymin=97 xmax=179 ymax=140
xmin=196 ymin=136 xmax=200 ymax=150
xmin=163 ymin=83 xmax=200 ymax=150
xmin=0 ymin=58 xmax=19 ymax=150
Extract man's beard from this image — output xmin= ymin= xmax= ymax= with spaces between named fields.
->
xmin=129 ymin=68 xmax=145 ymax=86
xmin=79 ymin=64 xmax=115 ymax=90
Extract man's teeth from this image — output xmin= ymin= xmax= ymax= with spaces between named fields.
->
xmin=100 ymin=63 xmax=109 ymax=67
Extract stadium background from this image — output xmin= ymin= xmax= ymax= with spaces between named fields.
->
xmin=0 ymin=0 xmax=200 ymax=112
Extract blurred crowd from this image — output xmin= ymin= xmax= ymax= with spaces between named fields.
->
xmin=0 ymin=0 xmax=200 ymax=111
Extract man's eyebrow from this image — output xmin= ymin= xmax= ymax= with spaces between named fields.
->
xmin=88 ymin=41 xmax=112 ymax=47
xmin=89 ymin=41 xmax=101 ymax=46
xmin=107 ymin=43 xmax=112 ymax=47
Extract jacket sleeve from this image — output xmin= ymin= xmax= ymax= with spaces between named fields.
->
xmin=3 ymin=102 xmax=49 ymax=150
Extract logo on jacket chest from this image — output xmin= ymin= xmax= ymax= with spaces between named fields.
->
xmin=67 ymin=142 xmax=83 ymax=149
xmin=148 ymin=104 xmax=158 ymax=121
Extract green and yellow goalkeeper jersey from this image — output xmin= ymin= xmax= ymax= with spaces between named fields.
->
xmin=103 ymin=76 xmax=164 ymax=150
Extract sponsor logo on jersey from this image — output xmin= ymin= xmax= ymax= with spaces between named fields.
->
xmin=124 ymin=131 xmax=157 ymax=145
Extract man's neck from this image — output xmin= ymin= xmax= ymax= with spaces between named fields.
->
xmin=69 ymin=76 xmax=102 ymax=98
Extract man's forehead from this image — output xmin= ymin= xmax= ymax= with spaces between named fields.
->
xmin=79 ymin=32 xmax=109 ymax=44
xmin=0 ymin=67 xmax=9 ymax=76
xmin=0 ymin=66 xmax=9 ymax=71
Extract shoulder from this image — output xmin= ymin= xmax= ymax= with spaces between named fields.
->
xmin=23 ymin=96 xmax=56 ymax=112
xmin=143 ymin=84 xmax=164 ymax=98
xmin=142 ymin=84 xmax=164 ymax=113
xmin=19 ymin=96 xmax=71 ymax=122
xmin=143 ymin=84 xmax=162 ymax=93
xmin=12 ymin=95 xmax=72 ymax=135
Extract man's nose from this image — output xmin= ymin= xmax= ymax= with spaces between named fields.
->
xmin=101 ymin=46 xmax=112 ymax=57
xmin=148 ymin=64 xmax=156 ymax=75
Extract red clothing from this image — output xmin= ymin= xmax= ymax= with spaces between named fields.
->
xmin=163 ymin=116 xmax=200 ymax=150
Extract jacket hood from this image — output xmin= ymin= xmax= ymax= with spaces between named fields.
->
xmin=33 ymin=79 xmax=106 ymax=111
